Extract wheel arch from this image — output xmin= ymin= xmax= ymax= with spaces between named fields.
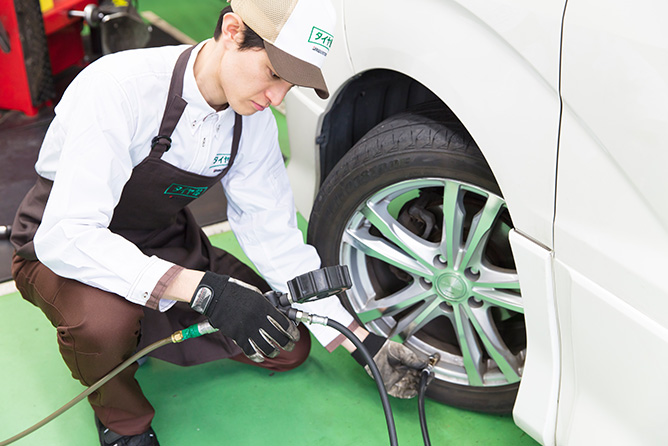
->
xmin=316 ymin=69 xmax=447 ymax=183
xmin=310 ymin=0 xmax=563 ymax=248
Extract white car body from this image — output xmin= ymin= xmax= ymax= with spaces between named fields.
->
xmin=285 ymin=0 xmax=668 ymax=444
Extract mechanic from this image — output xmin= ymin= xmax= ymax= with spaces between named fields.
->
xmin=9 ymin=0 xmax=427 ymax=445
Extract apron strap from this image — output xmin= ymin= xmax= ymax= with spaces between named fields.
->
xmin=227 ymin=113 xmax=243 ymax=170
xmin=148 ymin=45 xmax=243 ymax=163
xmin=149 ymin=45 xmax=195 ymax=158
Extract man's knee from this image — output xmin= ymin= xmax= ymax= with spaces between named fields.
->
xmin=55 ymin=286 xmax=144 ymax=387
xmin=263 ymin=324 xmax=312 ymax=372
xmin=282 ymin=325 xmax=312 ymax=371
xmin=229 ymin=323 xmax=312 ymax=372
xmin=56 ymin=281 xmax=144 ymax=356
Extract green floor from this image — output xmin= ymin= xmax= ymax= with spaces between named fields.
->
xmin=0 ymin=233 xmax=536 ymax=446
xmin=0 ymin=2 xmax=540 ymax=445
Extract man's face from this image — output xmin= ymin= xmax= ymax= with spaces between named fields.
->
xmin=219 ymin=45 xmax=294 ymax=116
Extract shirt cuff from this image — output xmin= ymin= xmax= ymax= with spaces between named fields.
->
xmin=294 ymin=294 xmax=355 ymax=346
xmin=324 ymin=319 xmax=362 ymax=352
xmin=125 ymin=255 xmax=176 ymax=309
xmin=147 ymin=264 xmax=184 ymax=311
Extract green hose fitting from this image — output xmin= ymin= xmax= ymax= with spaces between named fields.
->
xmin=173 ymin=321 xmax=219 ymax=343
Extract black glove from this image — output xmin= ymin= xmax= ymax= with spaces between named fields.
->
xmin=190 ymin=271 xmax=300 ymax=362
xmin=352 ymin=333 xmax=429 ymax=399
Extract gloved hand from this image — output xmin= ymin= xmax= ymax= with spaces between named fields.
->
xmin=352 ymin=333 xmax=429 ymax=399
xmin=190 ymin=271 xmax=300 ymax=362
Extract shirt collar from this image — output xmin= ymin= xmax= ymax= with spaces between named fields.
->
xmin=183 ymin=40 xmax=230 ymax=134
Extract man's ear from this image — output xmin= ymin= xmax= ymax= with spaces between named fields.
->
xmin=220 ymin=12 xmax=245 ymax=46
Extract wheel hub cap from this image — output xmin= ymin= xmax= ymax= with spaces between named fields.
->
xmin=435 ymin=273 xmax=468 ymax=302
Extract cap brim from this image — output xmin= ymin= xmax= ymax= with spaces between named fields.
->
xmin=265 ymin=42 xmax=329 ymax=99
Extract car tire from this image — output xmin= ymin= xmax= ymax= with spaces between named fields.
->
xmin=308 ymin=105 xmax=526 ymax=414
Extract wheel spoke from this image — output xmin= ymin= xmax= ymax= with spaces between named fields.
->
xmin=453 ymin=303 xmax=485 ymax=386
xmin=463 ymin=305 xmax=521 ymax=383
xmin=473 ymin=275 xmax=520 ymax=289
xmin=458 ymin=194 xmax=505 ymax=272
xmin=472 ymin=289 xmax=523 ymax=313
xmin=356 ymin=282 xmax=435 ymax=323
xmin=471 ymin=265 xmax=522 ymax=313
xmin=387 ymin=297 xmax=442 ymax=343
xmin=442 ymin=181 xmax=466 ymax=267
xmin=361 ymin=200 xmax=438 ymax=274
xmin=343 ymin=227 xmax=433 ymax=279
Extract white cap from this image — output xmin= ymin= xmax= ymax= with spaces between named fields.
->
xmin=230 ymin=0 xmax=336 ymax=99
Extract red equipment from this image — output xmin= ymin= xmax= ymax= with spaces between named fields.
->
xmin=0 ymin=0 xmax=95 ymax=116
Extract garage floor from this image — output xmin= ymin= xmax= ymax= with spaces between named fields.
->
xmin=0 ymin=318 xmax=532 ymax=446
xmin=0 ymin=1 xmax=539 ymax=445
xmin=0 ymin=232 xmax=537 ymax=446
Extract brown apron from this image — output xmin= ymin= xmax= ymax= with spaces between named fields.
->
xmin=10 ymin=45 xmax=311 ymax=435
xmin=11 ymin=45 xmax=262 ymax=365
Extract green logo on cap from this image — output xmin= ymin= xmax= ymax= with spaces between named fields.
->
xmin=309 ymin=27 xmax=333 ymax=51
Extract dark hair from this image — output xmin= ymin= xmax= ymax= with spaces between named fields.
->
xmin=213 ymin=5 xmax=265 ymax=51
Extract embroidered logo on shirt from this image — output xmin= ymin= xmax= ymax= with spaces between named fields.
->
xmin=211 ymin=153 xmax=231 ymax=170
xmin=210 ymin=153 xmax=231 ymax=173
xmin=164 ymin=183 xmax=208 ymax=198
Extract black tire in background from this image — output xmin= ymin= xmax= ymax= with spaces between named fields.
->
xmin=14 ymin=0 xmax=54 ymax=107
xmin=308 ymin=106 xmax=525 ymax=414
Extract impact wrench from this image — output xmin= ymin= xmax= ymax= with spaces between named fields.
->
xmin=0 ymin=265 xmax=436 ymax=446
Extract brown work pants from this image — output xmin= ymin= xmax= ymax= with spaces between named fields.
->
xmin=11 ymin=254 xmax=311 ymax=436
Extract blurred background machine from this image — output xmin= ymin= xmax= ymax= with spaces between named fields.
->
xmin=0 ymin=0 xmax=150 ymax=116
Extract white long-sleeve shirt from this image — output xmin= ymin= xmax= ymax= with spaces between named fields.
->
xmin=32 ymin=41 xmax=353 ymax=347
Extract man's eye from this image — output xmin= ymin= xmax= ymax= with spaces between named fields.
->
xmin=271 ymin=71 xmax=280 ymax=79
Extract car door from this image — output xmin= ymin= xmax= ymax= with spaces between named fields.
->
xmin=555 ymin=0 xmax=668 ymax=444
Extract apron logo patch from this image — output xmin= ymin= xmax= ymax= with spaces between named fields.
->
xmin=164 ymin=183 xmax=208 ymax=198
